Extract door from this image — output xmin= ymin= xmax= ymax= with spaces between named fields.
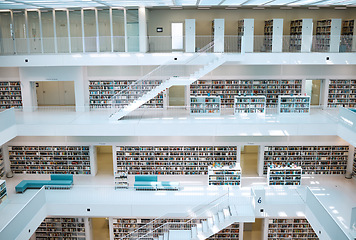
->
xmin=127 ymin=22 xmax=139 ymax=52
xmin=305 ymin=79 xmax=322 ymax=106
xmin=171 ymin=22 xmax=183 ymax=50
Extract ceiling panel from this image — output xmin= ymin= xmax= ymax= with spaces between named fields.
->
xmin=264 ymin=0 xmax=298 ymax=5
xmin=221 ymin=0 xmax=252 ymax=5
xmin=199 ymin=0 xmax=223 ymax=5
xmin=243 ymin=0 xmax=275 ymax=5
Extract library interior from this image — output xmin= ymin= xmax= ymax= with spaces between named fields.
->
xmin=0 ymin=0 xmax=356 ymax=239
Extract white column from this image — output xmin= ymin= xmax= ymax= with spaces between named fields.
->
xmin=239 ymin=222 xmax=244 ymax=240
xmin=301 ymin=19 xmax=313 ymax=53
xmin=124 ymin=9 xmax=128 ymax=52
xmin=330 ymin=19 xmax=341 ymax=53
xmin=109 ymin=8 xmax=114 ymax=52
xmin=262 ymin=218 xmax=269 ymax=240
xmin=322 ymin=79 xmax=330 ymax=109
xmin=10 ymin=11 xmax=16 ymax=54
xmin=81 ymin=9 xmax=85 ymax=53
xmin=258 ymin=145 xmax=265 ymax=176
xmin=272 ymin=19 xmax=283 ymax=53
xmin=346 ymin=146 xmax=355 ymax=177
xmin=185 ymin=19 xmax=195 ymax=52
xmin=301 ymin=78 xmax=307 ymax=95
xmin=213 ymin=19 xmax=224 ymax=53
xmin=138 ymin=6 xmax=147 ymax=53
xmin=53 ymin=10 xmax=58 ymax=53
xmin=90 ymin=144 xmax=97 ymax=176
xmin=95 ymin=8 xmax=100 ymax=52
xmin=74 ymin=67 xmax=87 ymax=112
xmin=24 ymin=10 xmax=30 ymax=54
xmin=109 ymin=217 xmax=114 ymax=240
xmin=38 ymin=10 xmax=44 ymax=54
xmin=84 ymin=217 xmax=92 ymax=240
xmin=244 ymin=19 xmax=254 ymax=53
xmin=66 ymin=10 xmax=71 ymax=53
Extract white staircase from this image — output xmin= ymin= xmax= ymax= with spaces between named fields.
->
xmin=153 ymin=204 xmax=255 ymax=240
xmin=109 ymin=51 xmax=226 ymax=121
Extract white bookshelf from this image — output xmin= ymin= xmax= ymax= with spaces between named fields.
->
xmin=264 ymin=20 xmax=273 ymax=52
xmin=263 ymin=145 xmax=349 ymax=175
xmin=0 ymin=81 xmax=22 ymax=109
xmin=34 ymin=217 xmax=87 ymax=240
xmin=115 ymin=170 xmax=128 ymax=189
xmin=315 ymin=19 xmax=332 ymax=52
xmin=207 ymin=223 xmax=240 ymax=239
xmin=340 ymin=20 xmax=355 ymax=52
xmin=190 ymin=79 xmax=302 ymax=108
xmin=234 ymin=95 xmax=266 ymax=114
xmin=267 ymin=166 xmax=302 ymax=186
xmin=0 ymin=147 xmax=4 ymax=179
xmin=0 ymin=180 xmax=7 ymax=205
xmin=89 ymin=80 xmax=163 ymax=109
xmin=268 ymin=218 xmax=318 ymax=239
xmin=327 ymin=79 xmax=356 ymax=108
xmin=278 ymin=95 xmax=310 ymax=114
xmin=353 ymin=147 xmax=356 ymax=177
xmin=8 ymin=145 xmax=91 ymax=175
xmin=116 ymin=146 xmax=237 ymax=175
xmin=208 ymin=164 xmax=241 ymax=186
xmin=190 ymin=96 xmax=221 ymax=115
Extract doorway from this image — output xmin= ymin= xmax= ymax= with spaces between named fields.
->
xmin=91 ymin=218 xmax=110 ymax=240
xmin=243 ymin=219 xmax=263 ymax=240
xmin=171 ymin=22 xmax=183 ymax=50
xmin=96 ymin=146 xmax=113 ymax=175
xmin=240 ymin=145 xmax=259 ymax=177
xmin=127 ymin=22 xmax=139 ymax=52
xmin=169 ymin=86 xmax=185 ymax=106
xmin=305 ymin=79 xmax=322 ymax=106
xmin=35 ymin=81 xmax=75 ymax=106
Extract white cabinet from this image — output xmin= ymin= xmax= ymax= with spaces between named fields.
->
xmin=190 ymin=96 xmax=221 ymax=115
xmin=267 ymin=166 xmax=302 ymax=186
xmin=278 ymin=95 xmax=310 ymax=114
xmin=208 ymin=164 xmax=241 ymax=186
xmin=234 ymin=96 xmax=266 ymax=114
xmin=0 ymin=81 xmax=22 ymax=109
xmin=114 ymin=171 xmax=128 ymax=189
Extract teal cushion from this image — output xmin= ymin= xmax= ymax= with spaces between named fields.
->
xmin=51 ymin=174 xmax=73 ymax=182
xmin=160 ymin=181 xmax=179 ymax=187
xmin=135 ymin=175 xmax=157 ymax=182
xmin=134 ymin=181 xmax=157 ymax=187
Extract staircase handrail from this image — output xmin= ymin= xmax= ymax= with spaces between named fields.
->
xmin=118 ymin=190 xmax=227 ymax=240
xmin=136 ymin=192 xmax=230 ymax=240
xmin=110 ymin=41 xmax=216 ymax=111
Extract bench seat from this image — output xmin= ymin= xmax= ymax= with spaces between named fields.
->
xmin=16 ymin=174 xmax=73 ymax=193
xmin=133 ymin=175 xmax=180 ymax=191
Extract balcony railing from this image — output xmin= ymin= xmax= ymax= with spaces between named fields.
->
xmin=0 ymin=35 xmax=354 ymax=55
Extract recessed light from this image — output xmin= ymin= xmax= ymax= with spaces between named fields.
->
xmin=225 ymin=7 xmax=238 ymax=9
xmin=335 ymin=6 xmax=347 ymax=9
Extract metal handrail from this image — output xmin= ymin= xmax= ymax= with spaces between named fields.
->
xmin=135 ymin=192 xmax=230 ymax=240
xmin=118 ymin=191 xmax=228 ymax=240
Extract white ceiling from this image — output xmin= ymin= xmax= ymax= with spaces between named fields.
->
xmin=0 ymin=0 xmax=355 ymax=9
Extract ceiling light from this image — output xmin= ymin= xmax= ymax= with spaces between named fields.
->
xmin=334 ymin=6 xmax=347 ymax=9
xmin=225 ymin=7 xmax=238 ymax=9
xmin=0 ymin=9 xmax=11 ymax=12
xmin=253 ymin=7 xmax=265 ymax=9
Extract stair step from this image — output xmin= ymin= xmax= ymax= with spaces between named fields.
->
xmin=169 ymin=230 xmax=191 ymax=240
xmin=213 ymin=214 xmax=219 ymax=225
xmin=218 ymin=211 xmax=225 ymax=223
xmin=207 ymin=217 xmax=214 ymax=229
xmin=223 ymin=208 xmax=231 ymax=218
xmin=158 ymin=235 xmax=163 ymax=240
xmin=196 ymin=223 xmax=203 ymax=233
xmin=202 ymin=220 xmax=208 ymax=232
xmin=164 ymin=232 xmax=169 ymax=240
xmin=229 ymin=205 xmax=238 ymax=216
xmin=191 ymin=226 xmax=198 ymax=238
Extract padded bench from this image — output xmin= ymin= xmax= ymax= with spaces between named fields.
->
xmin=134 ymin=175 xmax=180 ymax=191
xmin=15 ymin=174 xmax=73 ymax=193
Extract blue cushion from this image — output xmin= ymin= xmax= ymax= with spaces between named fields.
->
xmin=51 ymin=174 xmax=73 ymax=182
xmin=134 ymin=181 xmax=157 ymax=187
xmin=16 ymin=179 xmax=73 ymax=193
xmin=135 ymin=175 xmax=157 ymax=182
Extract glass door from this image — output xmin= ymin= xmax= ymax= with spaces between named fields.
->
xmin=171 ymin=22 xmax=183 ymax=50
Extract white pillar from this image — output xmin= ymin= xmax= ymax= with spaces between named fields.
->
xmin=53 ymin=10 xmax=58 ymax=53
xmin=258 ymin=145 xmax=265 ymax=176
xmin=185 ymin=19 xmax=195 ymax=52
xmin=138 ymin=7 xmax=147 ymax=53
xmin=213 ymin=19 xmax=224 ymax=53
xmin=239 ymin=222 xmax=244 ymax=240
xmin=272 ymin=19 xmax=283 ymax=53
xmin=74 ymin=67 xmax=87 ymax=112
xmin=301 ymin=19 xmax=313 ymax=53
xmin=19 ymin=68 xmax=37 ymax=112
xmin=124 ymin=9 xmax=128 ymax=52
xmin=38 ymin=10 xmax=44 ymax=54
xmin=95 ymin=8 xmax=100 ymax=53
xmin=110 ymin=8 xmax=114 ymax=52
xmin=81 ymin=9 xmax=85 ymax=53
xmin=109 ymin=217 xmax=114 ymax=240
xmin=330 ymin=19 xmax=341 ymax=53
xmin=244 ymin=19 xmax=254 ymax=53
xmin=346 ymin=146 xmax=355 ymax=177
xmin=25 ymin=10 xmax=30 ymax=54
xmin=262 ymin=218 xmax=269 ymax=240
xmin=66 ymin=10 xmax=71 ymax=54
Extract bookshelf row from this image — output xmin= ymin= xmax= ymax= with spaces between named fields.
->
xmin=268 ymin=218 xmax=318 ymax=239
xmin=267 ymin=166 xmax=302 ymax=185
xmin=116 ymin=145 xmax=237 ymax=175
xmin=0 ymin=147 xmax=4 ymax=178
xmin=234 ymin=96 xmax=266 ymax=114
xmin=0 ymin=81 xmax=23 ymax=109
xmin=112 ymin=218 xmax=204 ymax=239
xmin=0 ymin=180 xmax=7 ymax=205
xmin=190 ymin=79 xmax=302 ymax=108
xmin=89 ymin=80 xmax=163 ymax=109
xmin=353 ymin=148 xmax=356 ymax=177
xmin=114 ymin=171 xmax=128 ymax=189
xmin=208 ymin=164 xmax=241 ymax=186
xmin=8 ymin=145 xmax=91 ymax=175
xmin=190 ymin=96 xmax=221 ymax=115
xmin=263 ymin=145 xmax=349 ymax=175
xmin=278 ymin=95 xmax=310 ymax=114
xmin=34 ymin=217 xmax=86 ymax=240
xmin=207 ymin=223 xmax=240 ymax=239
xmin=327 ymin=79 xmax=356 ymax=108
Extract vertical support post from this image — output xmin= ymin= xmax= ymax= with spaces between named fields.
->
xmin=38 ymin=10 xmax=44 ymax=54
xmin=138 ymin=6 xmax=147 ymax=53
xmin=258 ymin=145 xmax=265 ymax=176
xmin=109 ymin=8 xmax=114 ymax=52
xmin=330 ymin=18 xmax=341 ymax=53
xmin=52 ymin=9 xmax=58 ymax=53
xmin=346 ymin=146 xmax=355 ymax=177
xmin=81 ymin=9 xmax=85 ymax=53
xmin=185 ymin=19 xmax=195 ymax=52
xmin=243 ymin=19 xmax=254 ymax=53
xmin=272 ymin=18 xmax=283 ymax=53
xmin=301 ymin=19 xmax=313 ymax=53
xmin=108 ymin=217 xmax=114 ymax=240
xmin=124 ymin=8 xmax=128 ymax=52
xmin=10 ymin=10 xmax=17 ymax=54
xmin=95 ymin=8 xmax=100 ymax=52
xmin=66 ymin=10 xmax=71 ymax=53
xmin=213 ymin=19 xmax=224 ymax=53
xmin=24 ymin=10 xmax=30 ymax=54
